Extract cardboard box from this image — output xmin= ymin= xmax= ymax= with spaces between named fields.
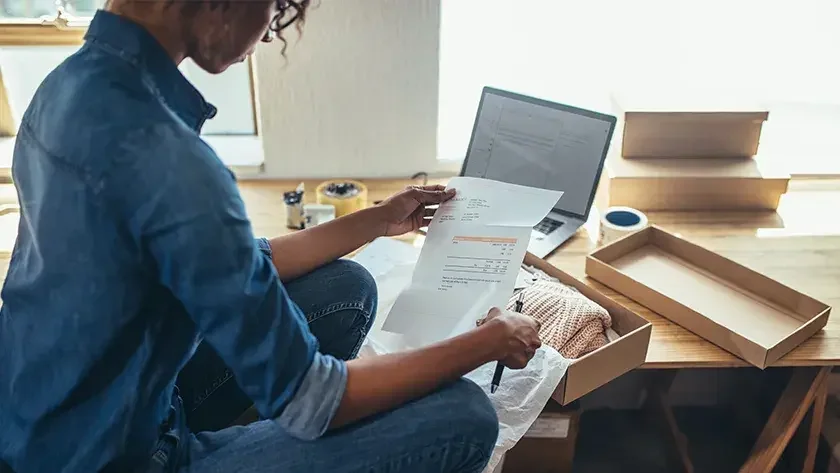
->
xmin=603 ymin=155 xmax=790 ymax=211
xmin=585 ymin=226 xmax=832 ymax=369
xmin=622 ymin=111 xmax=769 ymax=158
xmin=501 ymin=401 xmax=580 ymax=473
xmin=523 ymin=253 xmax=652 ymax=404
xmin=612 ymin=92 xmax=769 ymax=158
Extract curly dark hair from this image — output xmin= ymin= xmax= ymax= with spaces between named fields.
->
xmin=264 ymin=0 xmax=311 ymax=55
xmin=174 ymin=0 xmax=311 ymax=56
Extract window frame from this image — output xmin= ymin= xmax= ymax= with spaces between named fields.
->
xmin=0 ymin=20 xmax=261 ymax=133
xmin=0 ymin=18 xmax=87 ymax=46
xmin=0 ymin=16 xmax=265 ymax=178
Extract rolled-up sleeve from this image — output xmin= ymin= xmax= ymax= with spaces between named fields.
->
xmin=108 ymin=125 xmax=346 ymax=439
xmin=256 ymin=237 xmax=273 ymax=258
xmin=276 ymin=352 xmax=347 ymax=439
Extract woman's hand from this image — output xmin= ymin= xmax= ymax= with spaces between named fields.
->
xmin=375 ymin=185 xmax=456 ymax=237
xmin=333 ymin=304 xmax=541 ymax=431
xmin=477 ymin=307 xmax=542 ymax=369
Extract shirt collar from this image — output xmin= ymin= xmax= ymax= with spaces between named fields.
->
xmin=84 ymin=10 xmax=217 ymax=131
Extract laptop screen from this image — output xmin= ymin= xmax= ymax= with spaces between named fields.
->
xmin=461 ymin=88 xmax=616 ymax=219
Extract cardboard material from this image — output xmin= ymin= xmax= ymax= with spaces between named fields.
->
xmin=603 ymin=155 xmax=790 ymax=211
xmin=502 ymin=401 xmax=580 ymax=473
xmin=523 ymin=253 xmax=652 ymax=404
xmin=612 ymin=92 xmax=769 ymax=158
xmin=622 ymin=111 xmax=769 ymax=158
xmin=586 ymin=226 xmax=832 ymax=369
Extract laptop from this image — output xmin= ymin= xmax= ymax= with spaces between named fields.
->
xmin=459 ymin=87 xmax=617 ymax=258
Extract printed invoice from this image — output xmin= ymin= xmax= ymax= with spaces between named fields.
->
xmin=381 ymin=177 xmax=563 ymax=346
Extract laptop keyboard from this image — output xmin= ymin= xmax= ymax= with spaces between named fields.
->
xmin=534 ymin=217 xmax=564 ymax=235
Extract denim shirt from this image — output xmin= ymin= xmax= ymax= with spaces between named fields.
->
xmin=0 ymin=11 xmax=346 ymax=473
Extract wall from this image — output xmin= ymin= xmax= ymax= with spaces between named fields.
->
xmin=255 ymin=0 xmax=441 ymax=179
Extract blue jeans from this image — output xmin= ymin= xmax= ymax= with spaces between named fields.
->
xmin=162 ymin=259 xmax=498 ymax=473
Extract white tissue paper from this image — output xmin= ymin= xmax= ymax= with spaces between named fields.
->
xmin=353 ymin=238 xmax=571 ymax=473
xmin=465 ymin=347 xmax=570 ymax=472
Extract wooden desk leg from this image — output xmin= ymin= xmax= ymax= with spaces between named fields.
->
xmin=644 ymin=370 xmax=694 ymax=473
xmin=802 ymin=377 xmax=829 ymax=473
xmin=739 ymin=367 xmax=831 ymax=473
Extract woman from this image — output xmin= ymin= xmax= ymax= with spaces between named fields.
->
xmin=0 ymin=1 xmax=541 ymax=472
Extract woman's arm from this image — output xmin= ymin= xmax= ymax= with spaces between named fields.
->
xmin=330 ymin=309 xmax=541 ymax=429
xmin=266 ymin=206 xmax=384 ymax=281
xmin=268 ymin=186 xmax=455 ymax=281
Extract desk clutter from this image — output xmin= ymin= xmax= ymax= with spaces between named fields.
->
xmin=316 ymin=180 xmax=368 ymax=217
xmin=282 ymin=179 xmax=370 ymax=229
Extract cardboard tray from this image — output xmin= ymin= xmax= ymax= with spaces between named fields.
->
xmin=585 ymin=226 xmax=832 ymax=369
xmin=603 ymin=155 xmax=790 ymax=211
xmin=621 ymin=111 xmax=769 ymax=159
xmin=523 ymin=253 xmax=652 ymax=404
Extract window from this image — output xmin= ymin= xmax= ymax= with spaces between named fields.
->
xmin=0 ymin=0 xmax=263 ymax=174
xmin=439 ymin=0 xmax=840 ymax=176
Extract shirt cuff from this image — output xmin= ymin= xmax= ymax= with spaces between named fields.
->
xmin=256 ymin=237 xmax=272 ymax=258
xmin=274 ymin=352 xmax=347 ymax=440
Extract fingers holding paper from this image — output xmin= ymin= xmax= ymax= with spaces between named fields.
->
xmin=478 ymin=307 xmax=542 ymax=370
xmin=376 ymin=184 xmax=456 ymax=236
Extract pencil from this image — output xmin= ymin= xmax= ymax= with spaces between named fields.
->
xmin=490 ymin=292 xmax=525 ymax=394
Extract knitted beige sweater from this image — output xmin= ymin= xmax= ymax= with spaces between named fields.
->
xmin=506 ymin=276 xmax=612 ymax=359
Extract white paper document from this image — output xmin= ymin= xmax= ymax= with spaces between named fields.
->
xmin=381 ymin=177 xmax=563 ymax=346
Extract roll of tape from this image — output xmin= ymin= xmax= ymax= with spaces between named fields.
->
xmin=316 ymin=180 xmax=368 ymax=218
xmin=599 ymin=206 xmax=648 ymax=245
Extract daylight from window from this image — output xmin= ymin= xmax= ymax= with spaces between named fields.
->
xmin=439 ymin=0 xmax=840 ymax=175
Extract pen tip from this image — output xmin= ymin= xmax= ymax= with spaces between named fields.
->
xmin=490 ymin=385 xmax=497 ymax=394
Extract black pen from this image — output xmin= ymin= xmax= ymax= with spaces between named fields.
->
xmin=491 ymin=292 xmax=524 ymax=394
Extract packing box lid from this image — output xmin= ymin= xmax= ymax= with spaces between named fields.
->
xmin=585 ymin=226 xmax=831 ymax=369
xmin=619 ymin=112 xmax=769 ymax=159
xmin=605 ymin=154 xmax=789 ymax=179
xmin=612 ymin=91 xmax=770 ymax=158
xmin=523 ymin=253 xmax=652 ymax=404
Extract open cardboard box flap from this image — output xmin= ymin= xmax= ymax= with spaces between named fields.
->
xmin=523 ymin=253 xmax=652 ymax=404
xmin=585 ymin=226 xmax=832 ymax=369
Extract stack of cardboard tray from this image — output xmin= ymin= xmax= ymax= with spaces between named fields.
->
xmin=601 ymin=92 xmax=790 ymax=211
